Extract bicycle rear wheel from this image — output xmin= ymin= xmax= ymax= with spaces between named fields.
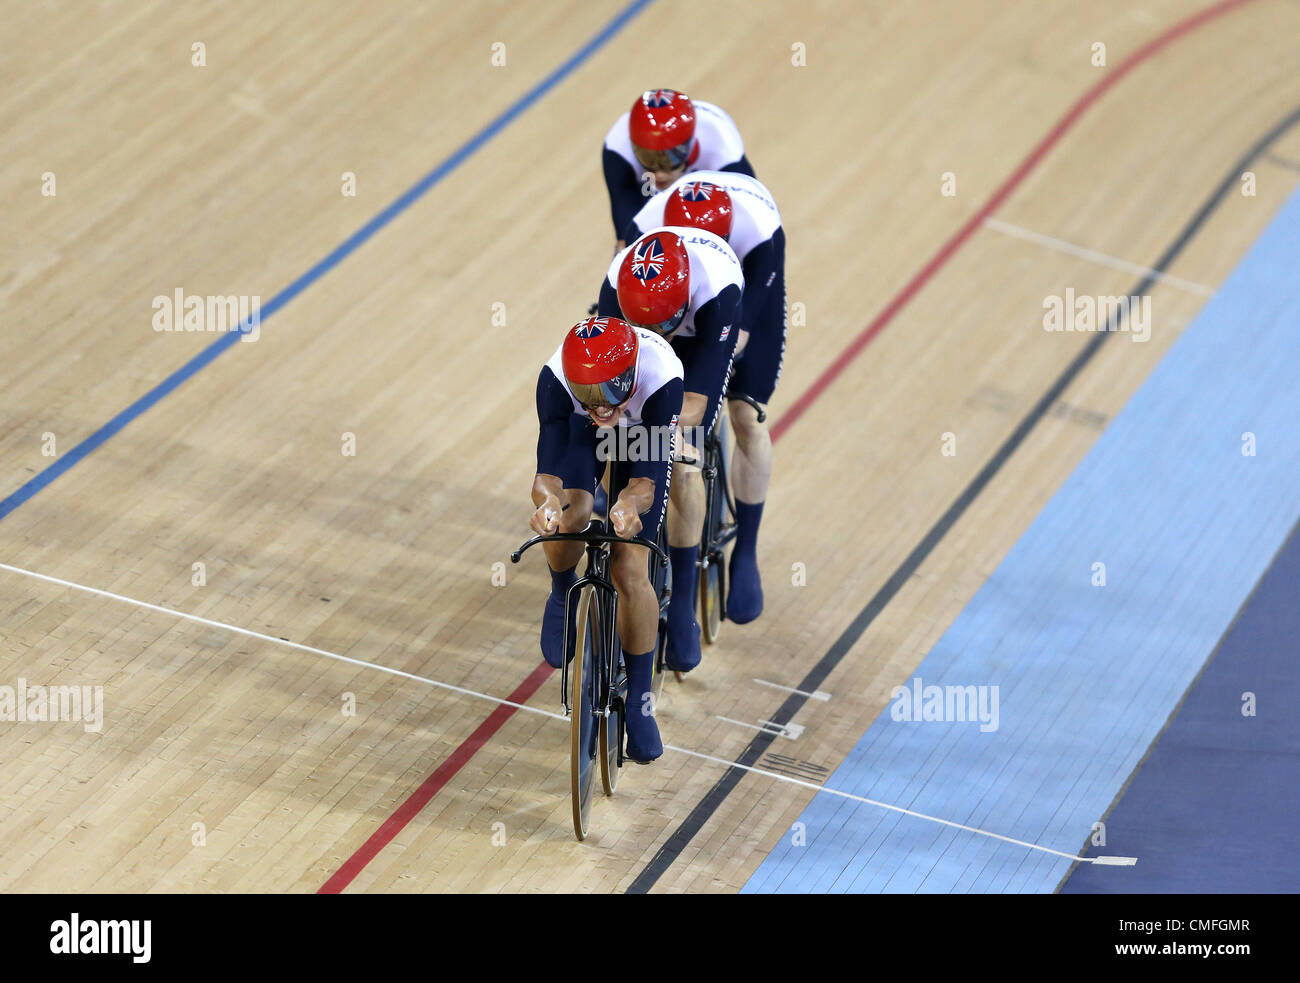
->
xmin=700 ymin=421 xmax=729 ymax=646
xmin=699 ymin=554 xmax=724 ymax=644
xmin=569 ymin=586 xmax=600 ymax=840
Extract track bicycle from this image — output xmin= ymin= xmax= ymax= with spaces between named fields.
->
xmin=696 ymin=392 xmax=767 ymax=645
xmin=512 ymin=520 xmax=669 ymax=840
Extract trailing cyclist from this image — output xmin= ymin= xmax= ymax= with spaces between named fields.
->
xmin=623 ymin=174 xmax=785 ymax=624
xmin=596 ymin=227 xmax=743 ymax=673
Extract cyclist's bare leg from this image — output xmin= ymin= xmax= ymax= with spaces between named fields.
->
xmin=610 ymin=544 xmax=658 ymax=653
xmin=663 ymin=453 xmax=705 ymax=671
xmin=666 ymin=460 xmax=704 ymax=547
xmin=610 ymin=541 xmax=663 ymax=761
xmin=728 ymin=398 xmax=771 ymax=503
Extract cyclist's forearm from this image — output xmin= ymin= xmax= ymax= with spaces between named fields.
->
xmin=532 ymin=473 xmax=564 ymax=506
xmin=679 ymin=392 xmax=707 ymax=429
xmin=616 ymin=476 xmax=655 ymax=515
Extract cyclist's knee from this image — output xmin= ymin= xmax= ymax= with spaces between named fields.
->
xmin=729 ymin=398 xmax=768 ymax=439
xmin=610 ymin=546 xmax=649 ymax=594
xmin=672 ymin=461 xmax=701 ymax=485
xmin=668 ymin=464 xmax=700 ymax=508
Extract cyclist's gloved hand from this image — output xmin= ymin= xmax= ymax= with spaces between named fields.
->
xmin=530 ymin=494 xmax=563 ymax=535
xmin=609 ymin=497 xmax=643 ymax=538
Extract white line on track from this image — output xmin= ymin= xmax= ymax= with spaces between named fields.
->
xmin=0 ymin=561 xmax=566 ymax=722
xmin=983 ymin=217 xmax=1215 ymax=296
xmin=660 ymin=743 xmax=1133 ymax=865
xmin=752 ymin=678 xmax=831 ymax=701
xmin=0 ymin=560 xmax=1135 ymax=866
xmin=716 ymin=715 xmax=802 ymax=739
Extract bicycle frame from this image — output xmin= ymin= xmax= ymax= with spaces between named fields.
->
xmin=511 ymin=523 xmax=668 ymax=717
xmin=557 ymin=543 xmax=617 ymax=720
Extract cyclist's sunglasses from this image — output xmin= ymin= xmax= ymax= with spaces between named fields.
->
xmin=630 ymin=303 xmax=688 ymax=338
xmin=633 ymin=139 xmax=692 ymax=173
xmin=571 ymin=364 xmax=636 ymax=411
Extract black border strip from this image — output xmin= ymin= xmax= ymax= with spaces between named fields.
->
xmin=627 ymin=104 xmax=1300 ymax=894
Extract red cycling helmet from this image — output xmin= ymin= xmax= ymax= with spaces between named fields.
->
xmin=664 ymin=181 xmax=733 ymax=241
xmin=561 ymin=316 xmax=639 ymax=408
xmin=629 ymin=89 xmax=696 ymax=172
xmin=616 ymin=232 xmax=690 ymax=335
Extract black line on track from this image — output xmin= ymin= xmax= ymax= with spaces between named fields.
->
xmin=627 ymin=103 xmax=1300 ymax=895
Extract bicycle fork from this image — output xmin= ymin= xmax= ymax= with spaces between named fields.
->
xmin=558 ymin=575 xmax=624 ymax=726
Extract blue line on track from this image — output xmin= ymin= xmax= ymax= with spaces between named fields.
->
xmin=0 ymin=0 xmax=653 ymax=522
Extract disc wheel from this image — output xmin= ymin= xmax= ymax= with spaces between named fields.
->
xmin=569 ymin=587 xmax=600 ymax=840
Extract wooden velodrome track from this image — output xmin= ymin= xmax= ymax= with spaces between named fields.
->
xmin=2 ymin=0 xmax=1299 ymax=893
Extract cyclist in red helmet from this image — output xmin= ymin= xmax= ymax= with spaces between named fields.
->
xmin=663 ymin=180 xmax=734 ymax=239
xmin=602 ymin=89 xmax=755 ymax=247
xmin=532 ymin=316 xmax=685 ymax=762
xmin=596 ymin=228 xmax=744 ymax=673
xmin=624 ymin=173 xmax=787 ymax=624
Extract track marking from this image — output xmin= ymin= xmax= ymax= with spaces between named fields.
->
xmin=659 ymin=744 xmax=1135 ymax=867
xmin=0 ymin=560 xmax=566 ymax=722
xmin=0 ymin=559 xmax=1128 ymax=869
xmin=752 ymin=678 xmax=831 ymax=701
xmin=716 ymin=715 xmax=803 ymax=740
xmin=766 ymin=0 xmax=1254 ymax=444
xmin=761 ymin=753 xmax=830 ymax=781
xmin=983 ymin=218 xmax=1215 ymax=295
xmin=0 ymin=0 xmax=657 ymax=522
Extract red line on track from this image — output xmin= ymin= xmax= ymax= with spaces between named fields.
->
xmin=317 ymin=662 xmax=553 ymax=893
xmin=317 ymin=0 xmax=1256 ymax=892
xmin=771 ymin=0 xmax=1252 ymax=441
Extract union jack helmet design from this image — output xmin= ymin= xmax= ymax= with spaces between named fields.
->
xmin=561 ymin=317 xmax=639 ymax=409
xmin=630 ymin=236 xmax=667 ymax=281
xmin=665 ymin=181 xmax=733 ymax=241
xmin=629 ymin=88 xmax=696 ymax=152
xmin=678 ymin=181 xmax=714 ymax=201
xmin=617 ymin=232 xmax=690 ymax=336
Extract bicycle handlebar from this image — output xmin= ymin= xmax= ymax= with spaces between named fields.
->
xmin=511 ymin=524 xmax=668 ymax=567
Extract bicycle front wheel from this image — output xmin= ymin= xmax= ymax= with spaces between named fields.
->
xmin=569 ymin=585 xmax=600 ymax=841
xmin=599 ymin=649 xmax=625 ymax=796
